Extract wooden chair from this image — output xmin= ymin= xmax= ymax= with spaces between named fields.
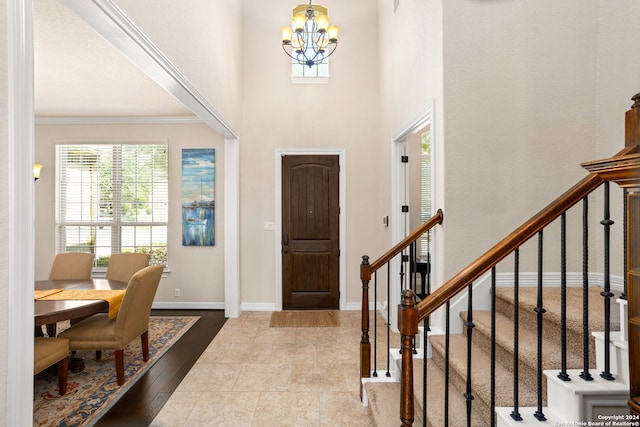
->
xmin=105 ymin=253 xmax=150 ymax=283
xmin=34 ymin=337 xmax=69 ymax=395
xmin=58 ymin=265 xmax=164 ymax=385
xmin=48 ymin=252 xmax=95 ymax=280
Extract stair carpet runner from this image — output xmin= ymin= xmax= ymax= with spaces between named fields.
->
xmin=364 ymin=286 xmax=623 ymax=426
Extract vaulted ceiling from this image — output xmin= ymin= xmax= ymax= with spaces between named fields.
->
xmin=33 ymin=0 xmax=192 ymax=117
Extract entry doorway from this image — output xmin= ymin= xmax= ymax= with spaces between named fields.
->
xmin=281 ymin=154 xmax=340 ymax=310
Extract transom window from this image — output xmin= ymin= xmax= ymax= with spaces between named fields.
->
xmin=55 ymin=143 xmax=169 ymax=270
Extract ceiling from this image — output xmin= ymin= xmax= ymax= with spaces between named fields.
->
xmin=33 ymin=0 xmax=193 ymax=118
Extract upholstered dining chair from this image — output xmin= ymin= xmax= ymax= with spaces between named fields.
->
xmin=43 ymin=252 xmax=96 ymax=337
xmin=48 ymin=252 xmax=95 ymax=280
xmin=105 ymin=253 xmax=150 ymax=283
xmin=58 ymin=264 xmax=163 ymax=386
xmin=34 ymin=337 xmax=69 ymax=395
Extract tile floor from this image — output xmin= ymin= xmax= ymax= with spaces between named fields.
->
xmin=150 ymin=310 xmax=397 ymax=426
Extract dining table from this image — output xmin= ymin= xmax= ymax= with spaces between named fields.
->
xmin=34 ymin=278 xmax=128 ymax=327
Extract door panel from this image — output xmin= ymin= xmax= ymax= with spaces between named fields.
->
xmin=282 ymin=155 xmax=339 ymax=310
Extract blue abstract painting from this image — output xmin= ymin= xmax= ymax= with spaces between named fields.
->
xmin=182 ymin=148 xmax=215 ymax=246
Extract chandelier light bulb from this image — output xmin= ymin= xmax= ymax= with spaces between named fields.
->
xmin=281 ymin=26 xmax=293 ymax=43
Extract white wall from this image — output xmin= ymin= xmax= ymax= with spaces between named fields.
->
xmin=239 ymin=0 xmax=382 ymax=307
xmin=112 ymin=0 xmax=243 ymax=132
xmin=0 ymin=2 xmax=9 ymax=419
xmin=440 ymin=0 xmax=603 ymax=278
xmin=34 ymin=122 xmax=226 ymax=306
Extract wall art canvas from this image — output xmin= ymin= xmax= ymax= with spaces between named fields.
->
xmin=182 ymin=148 xmax=215 ymax=246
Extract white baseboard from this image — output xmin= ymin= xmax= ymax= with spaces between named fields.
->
xmin=152 ymin=301 xmax=225 ymax=310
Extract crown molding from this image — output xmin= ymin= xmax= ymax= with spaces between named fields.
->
xmin=35 ymin=115 xmax=203 ymax=125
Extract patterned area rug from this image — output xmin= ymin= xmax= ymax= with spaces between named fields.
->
xmin=33 ymin=316 xmax=199 ymax=427
xmin=269 ymin=310 xmax=340 ymax=328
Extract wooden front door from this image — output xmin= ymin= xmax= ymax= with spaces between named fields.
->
xmin=282 ymin=155 xmax=340 ymax=310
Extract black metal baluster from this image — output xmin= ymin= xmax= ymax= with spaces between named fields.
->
xmin=558 ymin=213 xmax=571 ymax=381
xmin=465 ymin=284 xmax=475 ymax=427
xmin=533 ymin=231 xmax=547 ymax=421
xmin=409 ymin=243 xmax=415 ymax=295
xmin=423 ymin=233 xmax=431 ymax=426
xmin=445 ymin=300 xmax=450 ymax=427
xmin=600 ymin=182 xmax=615 ymax=381
xmin=386 ymin=264 xmax=391 ymax=377
xmin=427 ymin=230 xmax=432 ymax=299
xmin=400 ymin=250 xmax=406 ymax=291
xmin=580 ymin=196 xmax=593 ymax=381
xmin=373 ymin=271 xmax=378 ymax=378
xmin=423 ymin=316 xmax=428 ymax=427
xmin=622 ymin=188 xmax=628 ymax=301
xmin=491 ymin=267 xmax=497 ymax=427
xmin=511 ymin=249 xmax=523 ymax=421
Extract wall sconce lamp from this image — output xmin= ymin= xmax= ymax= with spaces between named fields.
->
xmin=33 ymin=163 xmax=43 ymax=182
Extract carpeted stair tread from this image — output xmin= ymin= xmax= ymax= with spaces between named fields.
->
xmin=494 ymin=286 xmax=616 ymax=333
xmin=466 ymin=310 xmax=588 ymax=385
xmin=429 ymin=333 xmax=540 ymax=420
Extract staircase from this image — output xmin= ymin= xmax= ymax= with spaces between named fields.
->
xmin=363 ymin=285 xmax=628 ymax=426
xmin=359 ymin=95 xmax=639 ymax=426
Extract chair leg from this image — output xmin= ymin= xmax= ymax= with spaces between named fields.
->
xmin=58 ymin=357 xmax=69 ymax=396
xmin=96 ymin=350 xmax=102 ymax=360
xmin=115 ymin=349 xmax=125 ymax=386
xmin=141 ymin=331 xmax=149 ymax=362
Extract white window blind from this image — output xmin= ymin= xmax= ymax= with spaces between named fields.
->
xmin=419 ymin=132 xmax=432 ymax=255
xmin=55 ymin=143 xmax=169 ymax=269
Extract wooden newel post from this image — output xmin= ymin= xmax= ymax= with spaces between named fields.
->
xmin=360 ymin=255 xmax=371 ymax=399
xmin=399 ymin=289 xmax=418 ymax=426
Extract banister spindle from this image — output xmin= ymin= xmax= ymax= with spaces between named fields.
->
xmin=445 ymin=301 xmax=450 ymax=426
xmin=533 ymin=231 xmax=547 ymax=421
xmin=511 ymin=249 xmax=523 ymax=421
xmin=580 ymin=197 xmax=593 ymax=381
xmin=373 ymin=271 xmax=378 ymax=378
xmin=558 ymin=213 xmax=571 ymax=381
xmin=600 ymin=182 xmax=615 ymax=381
xmin=464 ymin=283 xmax=475 ymax=427
xmin=622 ymin=188 xmax=628 ymax=300
xmin=490 ymin=267 xmax=497 ymax=427
xmin=387 ymin=265 xmax=392 ymax=377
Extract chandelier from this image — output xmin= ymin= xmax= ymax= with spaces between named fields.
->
xmin=281 ymin=1 xmax=339 ymax=68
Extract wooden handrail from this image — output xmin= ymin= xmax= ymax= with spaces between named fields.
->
xmin=416 ymin=145 xmax=639 ymax=322
xmin=369 ymin=209 xmax=444 ymax=273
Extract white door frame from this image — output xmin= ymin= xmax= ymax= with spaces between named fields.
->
xmin=389 ymin=100 xmax=435 ymax=330
xmin=275 ymin=148 xmax=347 ymax=311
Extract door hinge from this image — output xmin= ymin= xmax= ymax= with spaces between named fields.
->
xmin=402 ymin=205 xmax=409 ymax=213
xmin=401 ymin=155 xmax=409 ymax=163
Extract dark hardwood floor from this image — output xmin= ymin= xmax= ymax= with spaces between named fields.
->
xmin=94 ymin=309 xmax=227 ymax=427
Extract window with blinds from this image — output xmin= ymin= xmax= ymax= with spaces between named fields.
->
xmin=55 ymin=143 xmax=169 ymax=270
xmin=419 ymin=132 xmax=432 ymax=255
